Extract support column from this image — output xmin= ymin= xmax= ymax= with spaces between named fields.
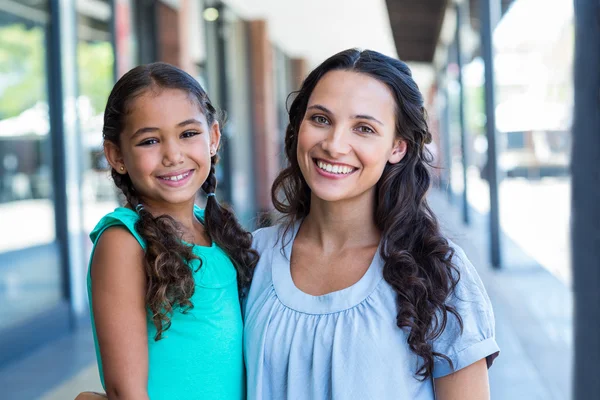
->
xmin=249 ymin=20 xmax=279 ymax=219
xmin=456 ymin=1 xmax=469 ymax=225
xmin=157 ymin=1 xmax=181 ymax=67
xmin=290 ymin=57 xmax=308 ymax=90
xmin=572 ymin=0 xmax=600 ymax=397
xmin=480 ymin=0 xmax=502 ymax=268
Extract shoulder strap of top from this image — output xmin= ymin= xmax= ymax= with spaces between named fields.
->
xmin=89 ymin=207 xmax=146 ymax=250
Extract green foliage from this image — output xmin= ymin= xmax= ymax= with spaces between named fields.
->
xmin=0 ymin=24 xmax=46 ymax=119
xmin=0 ymin=23 xmax=114 ymax=120
xmin=77 ymin=40 xmax=114 ymax=114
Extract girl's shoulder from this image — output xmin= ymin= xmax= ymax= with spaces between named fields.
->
xmin=90 ymin=207 xmax=145 ymax=249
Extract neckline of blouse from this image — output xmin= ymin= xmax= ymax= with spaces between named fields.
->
xmin=271 ymin=219 xmax=385 ymax=315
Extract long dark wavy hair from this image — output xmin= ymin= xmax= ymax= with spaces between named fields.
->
xmin=103 ymin=62 xmax=258 ymax=340
xmin=272 ymin=49 xmax=463 ymax=379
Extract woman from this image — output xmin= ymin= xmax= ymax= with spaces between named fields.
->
xmin=243 ymin=49 xmax=499 ymax=399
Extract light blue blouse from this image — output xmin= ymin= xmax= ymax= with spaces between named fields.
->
xmin=243 ymin=222 xmax=499 ymax=400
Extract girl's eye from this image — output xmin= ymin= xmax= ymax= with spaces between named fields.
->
xmin=138 ymin=138 xmax=158 ymax=146
xmin=312 ymin=115 xmax=330 ymax=125
xmin=181 ymin=130 xmax=200 ymax=138
xmin=357 ymin=125 xmax=375 ymax=134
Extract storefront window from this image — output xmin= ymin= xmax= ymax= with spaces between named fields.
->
xmin=76 ymin=0 xmax=118 ymax=240
xmin=0 ymin=0 xmax=62 ymax=331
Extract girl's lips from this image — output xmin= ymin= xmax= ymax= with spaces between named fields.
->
xmin=156 ymin=169 xmax=194 ymax=187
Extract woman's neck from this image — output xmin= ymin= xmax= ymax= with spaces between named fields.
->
xmin=300 ymin=191 xmax=380 ymax=252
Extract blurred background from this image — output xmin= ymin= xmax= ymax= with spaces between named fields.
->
xmin=0 ymin=0 xmax=586 ymax=399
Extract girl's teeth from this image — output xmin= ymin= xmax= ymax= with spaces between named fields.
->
xmin=163 ymin=171 xmax=189 ymax=181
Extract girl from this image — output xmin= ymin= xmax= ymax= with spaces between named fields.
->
xmin=244 ymin=49 xmax=499 ymax=399
xmin=87 ymin=62 xmax=257 ymax=399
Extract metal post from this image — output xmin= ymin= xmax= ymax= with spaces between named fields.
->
xmin=573 ymin=0 xmax=600 ymax=398
xmin=215 ymin=3 xmax=232 ymax=204
xmin=48 ymin=0 xmax=71 ymax=309
xmin=439 ymin=73 xmax=453 ymax=202
xmin=480 ymin=0 xmax=502 ymax=268
xmin=455 ymin=2 xmax=469 ymax=225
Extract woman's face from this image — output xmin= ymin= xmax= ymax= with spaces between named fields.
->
xmin=296 ymin=70 xmax=406 ymax=204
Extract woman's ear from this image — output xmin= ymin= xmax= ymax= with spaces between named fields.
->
xmin=209 ymin=121 xmax=221 ymax=156
xmin=104 ymin=142 xmax=126 ymax=174
xmin=388 ymin=139 xmax=407 ymax=164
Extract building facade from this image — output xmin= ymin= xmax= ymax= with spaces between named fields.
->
xmin=0 ymin=0 xmax=302 ymax=368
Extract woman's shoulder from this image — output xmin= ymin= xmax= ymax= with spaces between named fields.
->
xmin=252 ymin=223 xmax=288 ymax=254
xmin=445 ymin=239 xmax=487 ymax=293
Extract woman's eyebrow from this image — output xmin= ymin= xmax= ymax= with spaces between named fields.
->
xmin=307 ymin=104 xmax=332 ymax=114
xmin=353 ymin=114 xmax=384 ymax=126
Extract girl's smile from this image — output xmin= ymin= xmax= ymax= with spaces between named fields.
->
xmin=156 ymin=169 xmax=195 ymax=187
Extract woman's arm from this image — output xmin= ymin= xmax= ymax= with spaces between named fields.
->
xmin=434 ymin=358 xmax=490 ymax=400
xmin=91 ymin=227 xmax=149 ymax=400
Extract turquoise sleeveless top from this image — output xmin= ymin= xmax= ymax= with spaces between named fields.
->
xmin=87 ymin=206 xmax=244 ymax=400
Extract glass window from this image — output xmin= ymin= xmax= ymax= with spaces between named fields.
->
xmin=76 ymin=0 xmax=118 ymax=242
xmin=0 ymin=0 xmax=62 ymax=331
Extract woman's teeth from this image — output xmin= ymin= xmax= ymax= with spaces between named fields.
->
xmin=316 ymin=160 xmax=354 ymax=174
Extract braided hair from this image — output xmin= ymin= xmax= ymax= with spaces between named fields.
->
xmin=103 ymin=62 xmax=257 ymax=340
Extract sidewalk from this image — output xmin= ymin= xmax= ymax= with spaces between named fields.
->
xmin=429 ymin=189 xmax=572 ymax=400
xmin=1 ymin=189 xmax=572 ymax=399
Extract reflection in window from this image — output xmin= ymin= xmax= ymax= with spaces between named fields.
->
xmin=0 ymin=1 xmax=55 ymax=253
xmin=0 ymin=0 xmax=63 ymax=332
xmin=76 ymin=0 xmax=118 ymax=236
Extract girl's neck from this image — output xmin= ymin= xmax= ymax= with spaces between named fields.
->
xmin=137 ymin=198 xmax=201 ymax=238
xmin=300 ymin=191 xmax=380 ymax=251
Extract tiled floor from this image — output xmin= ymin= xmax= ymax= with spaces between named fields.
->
xmin=1 ymin=189 xmax=573 ymax=399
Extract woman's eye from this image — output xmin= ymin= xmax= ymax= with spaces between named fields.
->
xmin=357 ymin=126 xmax=375 ymax=134
xmin=312 ymin=115 xmax=330 ymax=125
xmin=182 ymin=130 xmax=200 ymax=138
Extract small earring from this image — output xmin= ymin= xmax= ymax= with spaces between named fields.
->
xmin=119 ymin=166 xmax=125 ymax=172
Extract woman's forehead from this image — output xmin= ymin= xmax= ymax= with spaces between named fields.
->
xmin=308 ymin=70 xmax=396 ymax=120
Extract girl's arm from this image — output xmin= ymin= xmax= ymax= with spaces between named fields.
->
xmin=91 ymin=226 xmax=149 ymax=400
xmin=434 ymin=358 xmax=490 ymax=400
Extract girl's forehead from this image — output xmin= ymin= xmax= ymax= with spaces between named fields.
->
xmin=128 ymin=89 xmax=203 ymax=117
xmin=124 ymin=88 xmax=208 ymax=129
xmin=129 ymin=88 xmax=199 ymax=111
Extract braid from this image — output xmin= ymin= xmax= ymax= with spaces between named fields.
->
xmin=111 ymin=169 xmax=199 ymax=341
xmin=201 ymin=155 xmax=218 ymax=194
xmin=202 ymin=155 xmax=258 ymax=295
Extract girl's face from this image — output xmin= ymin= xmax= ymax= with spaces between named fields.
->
xmin=105 ymin=88 xmax=220 ymax=208
xmin=296 ymin=70 xmax=407 ymax=205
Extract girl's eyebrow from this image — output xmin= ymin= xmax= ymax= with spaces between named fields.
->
xmin=307 ymin=104 xmax=383 ymax=126
xmin=177 ymin=118 xmax=203 ymax=127
xmin=131 ymin=126 xmax=158 ymax=139
xmin=131 ymin=118 xmax=203 ymax=139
